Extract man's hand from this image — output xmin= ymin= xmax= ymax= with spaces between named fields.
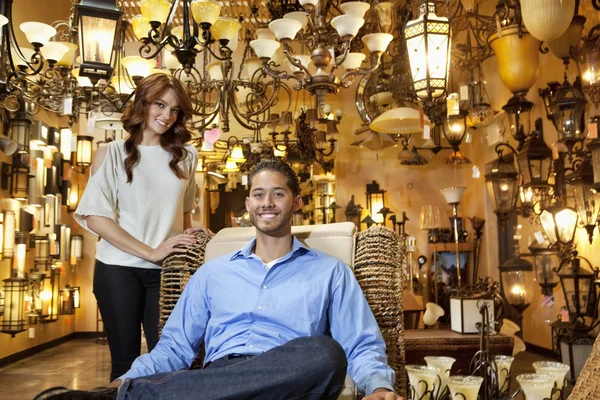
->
xmin=363 ymin=388 xmax=403 ymax=400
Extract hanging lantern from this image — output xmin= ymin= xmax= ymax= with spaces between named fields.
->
xmin=548 ymin=15 xmax=586 ymax=65
xmin=0 ymin=276 xmax=27 ymax=337
xmin=574 ymin=27 xmax=600 ymax=108
xmin=404 ymin=1 xmax=451 ymax=101
xmin=484 ymin=153 xmax=519 ymax=221
xmin=529 ymin=241 xmax=561 ymax=296
xmin=499 ymin=254 xmax=534 ymax=314
xmin=566 ymin=159 xmax=599 ymax=244
xmin=550 ymin=77 xmax=587 ymax=152
xmin=502 ymin=96 xmax=534 ymax=147
xmin=558 ymin=255 xmax=599 ymax=325
xmin=365 ymin=180 xmax=386 ymax=224
xmin=539 ymin=205 xmax=579 ymax=248
xmin=588 ymin=136 xmax=600 ymax=192
xmin=516 ymin=119 xmax=552 ymax=190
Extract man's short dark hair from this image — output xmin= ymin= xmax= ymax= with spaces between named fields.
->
xmin=248 ymin=159 xmax=301 ymax=197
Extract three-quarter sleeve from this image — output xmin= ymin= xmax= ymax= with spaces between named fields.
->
xmin=183 ymin=145 xmax=198 ymax=213
xmin=74 ymin=144 xmax=119 ymax=234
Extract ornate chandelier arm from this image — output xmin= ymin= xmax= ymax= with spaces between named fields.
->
xmin=281 ymin=40 xmax=312 ymax=79
xmin=329 ymin=38 xmax=350 ymax=75
xmin=315 ymin=138 xmax=336 ymax=157
xmin=261 ymin=59 xmax=304 ymax=90
xmin=340 ymin=52 xmax=383 ymax=88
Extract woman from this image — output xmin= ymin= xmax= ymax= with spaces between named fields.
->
xmin=75 ymin=73 xmax=202 ymax=382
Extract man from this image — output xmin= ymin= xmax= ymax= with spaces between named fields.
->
xmin=36 ymin=159 xmax=401 ymax=400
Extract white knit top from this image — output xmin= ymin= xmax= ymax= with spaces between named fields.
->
xmin=74 ymin=139 xmax=198 ymax=269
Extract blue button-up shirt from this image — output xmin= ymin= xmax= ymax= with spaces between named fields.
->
xmin=121 ymin=237 xmax=395 ymax=395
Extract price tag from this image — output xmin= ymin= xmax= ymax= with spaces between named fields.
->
xmin=551 ymin=143 xmax=559 ymax=160
xmin=472 ymin=165 xmax=480 ymax=179
xmin=588 ymin=121 xmax=598 ymax=139
xmin=87 ymin=111 xmax=97 ymax=134
xmin=460 ymin=85 xmax=469 ymax=101
xmin=446 ymin=93 xmax=459 ymax=116
xmin=62 ymin=95 xmax=73 ymax=116
xmin=423 ymin=124 xmax=430 ymax=139
xmin=241 ymin=174 xmax=248 ymax=185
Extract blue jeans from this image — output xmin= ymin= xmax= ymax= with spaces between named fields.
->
xmin=116 ymin=336 xmax=348 ymax=400
xmin=94 ymin=261 xmax=161 ymax=381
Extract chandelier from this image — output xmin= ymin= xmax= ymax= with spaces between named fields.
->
xmin=249 ymin=0 xmax=393 ymax=108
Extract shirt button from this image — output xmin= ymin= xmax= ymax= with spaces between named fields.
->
xmin=257 ymin=305 xmax=263 ymax=310
xmin=263 ymin=285 xmax=268 ymax=289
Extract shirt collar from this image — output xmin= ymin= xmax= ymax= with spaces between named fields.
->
xmin=230 ymin=236 xmax=317 ymax=261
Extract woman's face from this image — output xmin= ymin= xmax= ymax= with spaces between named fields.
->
xmin=143 ymin=88 xmax=180 ymax=138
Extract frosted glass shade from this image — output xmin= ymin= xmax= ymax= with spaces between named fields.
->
xmin=521 ymin=0 xmax=574 ymax=42
xmin=40 ymin=42 xmax=69 ymax=63
xmin=14 ymin=47 xmax=35 ymax=69
xmin=406 ymin=365 xmax=440 ymax=400
xmin=342 ymin=52 xmax=366 ymax=70
xmin=191 ymin=0 xmax=221 ymax=25
xmin=20 ymin=22 xmax=56 ymax=46
xmin=256 ymin=28 xmax=276 ymax=40
xmin=440 ymin=187 xmax=466 ymax=204
xmin=423 ymin=302 xmax=445 ymax=325
xmin=331 ymin=15 xmax=364 ymax=38
xmin=299 ymin=0 xmax=319 ymax=7
xmin=362 ymin=32 xmax=393 ymax=53
xmin=532 ymin=361 xmax=570 ymax=390
xmin=72 ymin=68 xmax=92 ymax=87
xmin=54 ymin=42 xmax=78 ymax=68
xmin=0 ymin=14 xmax=7 ymax=27
xmin=448 ymin=376 xmax=483 ymax=400
xmin=250 ymin=39 xmax=280 ymax=59
xmin=548 ymin=15 xmax=585 ymax=60
xmin=131 ymin=14 xmax=150 ymax=40
xmin=516 ymin=374 xmax=554 ymax=400
xmin=111 ymin=75 xmax=134 ymax=95
xmin=370 ymin=107 xmax=432 ymax=134
xmin=141 ymin=0 xmax=171 ymax=23
xmin=340 ymin=1 xmax=371 ymax=18
xmin=121 ymin=56 xmax=155 ymax=78
xmin=287 ymin=55 xmax=311 ymax=72
xmin=245 ymin=57 xmax=263 ymax=81
xmin=269 ymin=18 xmax=303 ymax=40
xmin=207 ymin=61 xmax=223 ymax=80
xmin=283 ymin=11 xmax=308 ymax=30
xmin=211 ymin=17 xmax=241 ymax=43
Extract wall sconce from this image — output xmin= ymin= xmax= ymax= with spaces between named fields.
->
xmin=567 ymin=158 xmax=599 ymax=243
xmin=73 ymin=286 xmax=80 ymax=308
xmin=517 ymin=119 xmax=553 ymax=190
xmin=2 ymin=210 xmax=15 ymax=258
xmin=10 ymin=97 xmax=32 ymax=155
xmin=0 ymin=275 xmax=27 ymax=337
xmin=30 ymin=120 xmax=49 ymax=146
xmin=539 ymin=205 xmax=579 ymax=254
xmin=44 ymin=153 xmax=60 ymax=197
xmin=19 ymin=209 xmax=34 ymax=233
xmin=59 ymin=127 xmax=73 ymax=161
xmin=13 ymin=232 xmax=27 ymax=278
xmin=365 ymin=180 xmax=386 ymax=225
xmin=59 ymin=225 xmax=71 ymax=262
xmin=27 ymin=270 xmax=46 ymax=323
xmin=529 ymin=241 xmax=561 ymax=296
xmin=502 ymin=96 xmax=534 ymax=148
xmin=46 ymin=127 xmax=60 ymax=151
xmin=70 ymin=234 xmax=83 ymax=267
xmin=344 ymin=195 xmax=363 ymax=230
xmin=74 ymin=135 xmax=93 ymax=174
xmin=550 ymin=77 xmax=588 ymax=155
xmin=1 ymin=154 xmax=32 ymax=200
xmin=28 ymin=150 xmax=45 ymax=207
xmin=557 ymin=254 xmax=599 ymax=326
xmin=40 ymin=263 xmax=60 ymax=323
xmin=484 ymin=151 xmax=519 ymax=222
xmin=59 ymin=285 xmax=76 ymax=315
xmin=34 ymin=235 xmax=51 ymax=271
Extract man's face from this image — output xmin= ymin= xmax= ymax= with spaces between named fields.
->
xmin=246 ymin=170 xmax=302 ymax=236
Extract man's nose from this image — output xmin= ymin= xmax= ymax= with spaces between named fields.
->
xmin=262 ymin=194 xmax=275 ymax=207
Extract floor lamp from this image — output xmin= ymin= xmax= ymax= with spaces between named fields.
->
xmin=440 ymin=187 xmax=467 ymax=293
xmin=419 ymin=204 xmax=447 ymax=304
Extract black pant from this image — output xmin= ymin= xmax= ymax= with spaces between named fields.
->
xmin=94 ymin=260 xmax=161 ymax=382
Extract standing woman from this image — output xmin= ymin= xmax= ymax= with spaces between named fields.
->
xmin=74 ymin=73 xmax=201 ymax=382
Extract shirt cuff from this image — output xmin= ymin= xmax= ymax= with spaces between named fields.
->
xmin=365 ymin=377 xmax=394 ymax=396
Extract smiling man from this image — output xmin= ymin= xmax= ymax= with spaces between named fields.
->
xmin=36 ymin=159 xmax=401 ymax=400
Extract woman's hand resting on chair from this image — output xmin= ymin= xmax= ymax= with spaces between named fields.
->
xmin=364 ymin=388 xmax=403 ymax=400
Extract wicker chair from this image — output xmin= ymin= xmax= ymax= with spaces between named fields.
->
xmin=159 ymin=223 xmax=406 ymax=398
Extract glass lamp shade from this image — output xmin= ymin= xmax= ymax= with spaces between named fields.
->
xmin=330 ymin=15 xmax=364 ymax=39
xmin=361 ymin=33 xmax=393 ymax=53
xmin=68 ymin=183 xmax=80 ymax=212
xmin=443 ymin=110 xmax=468 ymax=147
xmin=111 ymin=75 xmax=134 ymax=95
xmin=340 ymin=1 xmax=371 ymax=18
xmin=283 ymin=55 xmax=311 ymax=73
xmin=121 ymin=56 xmax=155 ymax=79
xmin=229 ymin=145 xmax=246 ymax=163
xmin=131 ymin=14 xmax=150 ymax=40
xmin=191 ymin=0 xmax=221 ymax=26
xmin=207 ymin=61 xmax=223 ymax=80
xmin=140 ymin=0 xmax=170 ymax=23
xmin=269 ymin=18 xmax=302 ymax=41
xmin=516 ymin=374 xmax=555 ymax=400
xmin=59 ymin=286 xmax=76 ymax=315
xmin=484 ymin=155 xmax=519 ymax=220
xmin=370 ymin=107 xmax=432 ymax=135
xmin=520 ymin=0 xmax=575 ymax=42
xmin=419 ymin=204 xmax=448 ymax=230
xmin=76 ymin=0 xmax=122 ymax=82
xmin=500 ymin=256 xmax=534 ymax=313
xmin=1 ymin=276 xmax=27 ymax=337
xmin=447 ymin=376 xmax=483 ymax=400
xmin=298 ymin=0 xmax=319 ymax=8
xmin=539 ymin=206 xmax=578 ymax=246
xmin=548 ymin=15 xmax=586 ymax=61
xmin=244 ymin=57 xmax=263 ymax=81
xmin=588 ymin=138 xmax=600 ymax=191
xmin=0 ymin=14 xmax=7 ymax=28
xmin=440 ymin=186 xmax=466 ymax=204
xmin=404 ymin=2 xmax=451 ymax=100
xmin=55 ymin=42 xmax=78 ymax=67
xmin=72 ymin=68 xmax=93 ymax=87
xmin=250 ymin=39 xmax=281 ymax=60
xmin=3 ymin=211 xmax=15 ymax=258
xmin=558 ymin=256 xmax=598 ymax=320
xmin=488 ymin=26 xmax=540 ymax=95
xmin=11 ymin=102 xmax=32 ymax=154
xmin=567 ymin=160 xmax=599 ymax=242
xmin=532 ymin=361 xmax=570 ymax=390
xmin=223 ymin=159 xmax=239 ymax=172
xmin=40 ymin=42 xmax=69 ymax=64
xmin=211 ymin=17 xmax=241 ymax=44
xmin=76 ymin=135 xmax=94 ymax=172
xmin=502 ymin=96 xmax=533 ymax=142
xmin=283 ymin=11 xmax=308 ymax=30
xmin=550 ymin=79 xmax=587 ymax=145
xmin=517 ymin=127 xmax=552 ymax=189
xmin=20 ymin=22 xmax=56 ymax=46
xmin=406 ymin=365 xmax=440 ymax=400
xmin=529 ymin=241 xmax=560 ymax=296
xmin=575 ymin=35 xmax=600 ymax=107
xmin=70 ymin=235 xmax=84 ymax=259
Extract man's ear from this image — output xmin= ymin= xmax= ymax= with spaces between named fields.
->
xmin=293 ymin=195 xmax=303 ymax=212
xmin=245 ymin=197 xmax=250 ymax=212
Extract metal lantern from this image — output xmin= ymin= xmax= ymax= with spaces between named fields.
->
xmin=539 ymin=205 xmax=579 ymax=247
xmin=40 ymin=264 xmax=60 ymax=323
xmin=567 ymin=158 xmax=599 ymax=243
xmin=75 ymin=0 xmax=123 ymax=83
xmin=75 ymin=135 xmax=94 ymax=173
xmin=1 ymin=154 xmax=31 ymax=200
xmin=516 ymin=119 xmax=553 ymax=190
xmin=587 ymin=136 xmax=600 ymax=192
xmin=485 ymin=153 xmax=519 ymax=221
xmin=502 ymin=95 xmax=534 ymax=147
xmin=10 ymin=97 xmax=32 ymax=154
xmin=0 ymin=276 xmax=27 ymax=337
xmin=366 ymin=180 xmax=386 ymax=225
xmin=442 ymin=109 xmax=469 ymax=158
xmin=558 ymin=255 xmax=599 ymax=324
xmin=550 ymin=78 xmax=587 ymax=150
xmin=574 ymin=26 xmax=600 ymax=108
xmin=500 ymin=253 xmax=535 ymax=314
xmin=404 ymin=1 xmax=451 ymax=102
xmin=539 ymin=81 xmax=562 ymax=122
xmin=59 ymin=285 xmax=76 ymax=315
xmin=529 ymin=241 xmax=561 ymax=296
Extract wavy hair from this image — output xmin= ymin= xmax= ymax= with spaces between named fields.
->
xmin=121 ymin=73 xmax=193 ymax=183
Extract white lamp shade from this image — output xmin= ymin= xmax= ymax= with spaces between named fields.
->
xmin=111 ymin=75 xmax=134 ymax=95
xmin=20 ymin=22 xmax=56 ymax=46
xmin=40 ymin=42 xmax=69 ymax=63
xmin=0 ymin=14 xmax=7 ymax=27
xmin=283 ymin=11 xmax=308 ymax=30
xmin=256 ymin=28 xmax=276 ymax=40
xmin=340 ymin=1 xmax=371 ymax=18
xmin=162 ymin=50 xmax=180 ymax=70
xmin=362 ymin=32 xmax=393 ymax=53
xmin=287 ymin=55 xmax=311 ymax=72
xmin=228 ymin=29 xmax=239 ymax=51
xmin=299 ymin=0 xmax=318 ymax=7
xmin=121 ymin=56 xmax=155 ymax=78
xmin=440 ymin=186 xmax=466 ymax=204
xmin=55 ymin=42 xmax=78 ymax=67
xmin=370 ymin=91 xmax=394 ymax=106
xmin=499 ymin=318 xmax=521 ymax=336
xmin=370 ymin=107 xmax=432 ymax=134
xmin=245 ymin=57 xmax=263 ymax=81
xmin=423 ymin=302 xmax=445 ymax=325
xmin=512 ymin=335 xmax=527 ymax=355
xmin=330 ymin=15 xmax=364 ymax=38
xmin=72 ymin=67 xmax=92 ymax=87
xmin=269 ymin=18 xmax=303 ymax=41
xmin=207 ymin=61 xmax=223 ymax=80
xmin=342 ymin=52 xmax=366 ymax=70
xmin=521 ymin=0 xmax=575 ymax=41
xmin=250 ymin=39 xmax=281 ymax=59
xmin=14 ymin=47 xmax=35 ymax=68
